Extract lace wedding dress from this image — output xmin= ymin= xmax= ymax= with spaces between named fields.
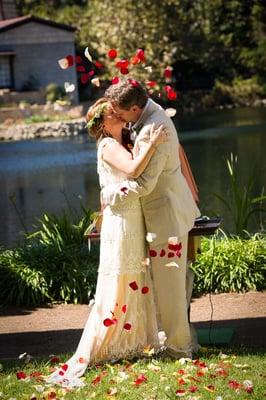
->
xmin=46 ymin=137 xmax=160 ymax=388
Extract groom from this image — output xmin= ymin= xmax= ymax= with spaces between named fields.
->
xmin=102 ymin=78 xmax=200 ymax=358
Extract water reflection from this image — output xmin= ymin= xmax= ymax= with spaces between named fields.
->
xmin=0 ymin=107 xmax=265 ymax=247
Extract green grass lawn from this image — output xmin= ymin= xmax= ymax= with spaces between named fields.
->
xmin=0 ymin=348 xmax=265 ymax=399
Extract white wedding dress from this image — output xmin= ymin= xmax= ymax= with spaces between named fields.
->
xmin=46 ymin=137 xmax=160 ymax=388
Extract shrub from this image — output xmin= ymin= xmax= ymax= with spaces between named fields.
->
xmin=192 ymin=233 xmax=266 ymax=295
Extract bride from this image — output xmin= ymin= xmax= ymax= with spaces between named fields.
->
xmin=45 ymin=97 xmax=168 ymax=388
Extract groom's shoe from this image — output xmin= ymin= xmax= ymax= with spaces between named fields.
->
xmin=164 ymin=347 xmax=192 ymax=360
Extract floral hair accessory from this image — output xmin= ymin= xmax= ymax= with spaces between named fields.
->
xmin=86 ymin=103 xmax=107 ymax=129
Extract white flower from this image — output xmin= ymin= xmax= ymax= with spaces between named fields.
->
xmin=165 ymin=108 xmax=176 ymax=118
xmin=146 ymin=232 xmax=157 ymax=242
xmin=84 ymin=47 xmax=93 ymax=62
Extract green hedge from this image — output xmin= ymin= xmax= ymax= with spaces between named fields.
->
xmin=0 ymin=233 xmax=265 ymax=306
xmin=192 ymin=233 xmax=266 ymax=295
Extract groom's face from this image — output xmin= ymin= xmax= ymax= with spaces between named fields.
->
xmin=110 ymin=103 xmax=141 ymax=123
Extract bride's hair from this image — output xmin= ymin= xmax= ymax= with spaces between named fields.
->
xmin=86 ymin=98 xmax=111 ymax=143
xmin=105 ymin=77 xmax=148 ymax=110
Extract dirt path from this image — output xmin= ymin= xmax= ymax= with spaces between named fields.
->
xmin=0 ymin=291 xmax=265 ymax=359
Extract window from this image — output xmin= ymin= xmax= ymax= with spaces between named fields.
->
xmin=0 ymin=56 xmax=11 ymax=88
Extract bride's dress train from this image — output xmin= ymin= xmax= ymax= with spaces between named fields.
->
xmin=45 ymin=138 xmax=160 ymax=388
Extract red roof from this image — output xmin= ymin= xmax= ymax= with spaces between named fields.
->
xmin=0 ymin=15 xmax=76 ymax=32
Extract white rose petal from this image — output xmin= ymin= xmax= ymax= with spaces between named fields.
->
xmin=168 ymin=236 xmax=179 ymax=245
xmin=64 ymin=82 xmax=75 ymax=93
xmin=146 ymin=232 xmax=157 ymax=242
xmin=91 ymin=77 xmax=100 ymax=87
xmin=165 ymin=108 xmax=176 ymax=118
xmin=144 ymin=65 xmax=153 ymax=73
xmin=84 ymin=47 xmax=93 ymax=62
xmin=243 ymin=380 xmax=253 ymax=388
xmin=18 ymin=352 xmax=27 ymax=359
xmin=58 ymin=58 xmax=69 ymax=69
xmin=165 ymin=261 xmax=180 ymax=268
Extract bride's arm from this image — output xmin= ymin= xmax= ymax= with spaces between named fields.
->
xmin=102 ymin=124 xmax=168 ymax=178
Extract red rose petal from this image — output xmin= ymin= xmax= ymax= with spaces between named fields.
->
xmin=164 ymin=66 xmax=172 ymax=78
xmin=176 ymin=250 xmax=182 ymax=258
xmin=61 ymin=363 xmax=68 ymax=371
xmin=136 ymin=48 xmax=145 ymax=61
xmin=78 ymin=357 xmax=85 ymax=363
xmin=167 ymin=89 xmax=177 ymax=101
xmin=120 ymin=67 xmax=129 ymax=75
xmin=103 ymin=318 xmax=114 ymax=327
xmin=88 ymin=69 xmax=95 ymax=76
xmin=177 ymin=369 xmax=185 ymax=375
xmin=129 ymin=281 xmax=138 ymax=290
xmin=120 ymin=186 xmax=128 ymax=195
xmin=228 ymin=380 xmax=241 ymax=389
xmin=92 ymin=374 xmax=102 ymax=385
xmin=123 ymin=322 xmax=132 ymax=330
xmin=122 ymin=304 xmax=127 ymax=313
xmin=77 ymin=65 xmax=85 ymax=72
xmin=149 ymin=249 xmax=157 ymax=257
xmin=48 ymin=392 xmax=57 ymax=400
xmin=141 ymin=286 xmax=149 ymax=294
xmin=116 ymin=59 xmax=130 ymax=69
xmin=134 ymin=373 xmax=147 ymax=385
xmin=160 ymin=249 xmax=166 ymax=257
xmin=16 ymin=371 xmax=27 ymax=380
xmin=75 ymin=55 xmax=83 ymax=64
xmin=95 ymin=60 xmax=104 ymax=68
xmin=146 ymin=80 xmax=157 ymax=88
xmin=168 ymin=252 xmax=175 ymax=258
xmin=50 ymin=356 xmax=60 ymax=364
xmin=108 ymin=49 xmax=117 ymax=59
xmin=189 ymin=385 xmax=198 ymax=393
xmin=175 ymin=389 xmax=186 ymax=395
xmin=66 ymin=55 xmax=74 ymax=67
xmin=128 ymin=78 xmax=139 ymax=87
xmin=178 ymin=378 xmax=186 ymax=385
xmin=164 ymin=85 xmax=172 ymax=93
xmin=59 ymin=370 xmax=64 ymax=376
xmin=81 ymin=73 xmax=89 ymax=84
xmin=131 ymin=55 xmax=140 ymax=65
xmin=112 ymin=76 xmax=120 ymax=84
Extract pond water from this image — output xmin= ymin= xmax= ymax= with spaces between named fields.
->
xmin=0 ymin=107 xmax=265 ymax=247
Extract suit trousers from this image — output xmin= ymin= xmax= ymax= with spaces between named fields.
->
xmin=150 ymin=235 xmax=196 ymax=357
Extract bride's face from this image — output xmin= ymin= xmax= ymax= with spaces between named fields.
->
xmin=103 ymin=108 xmax=125 ymax=136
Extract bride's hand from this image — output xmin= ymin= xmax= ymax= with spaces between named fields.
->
xmin=149 ymin=123 xmax=169 ymax=147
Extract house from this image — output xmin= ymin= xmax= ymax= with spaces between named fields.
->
xmin=0 ymin=0 xmax=78 ymax=102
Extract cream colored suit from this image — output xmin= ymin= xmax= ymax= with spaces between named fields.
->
xmin=102 ymin=99 xmax=201 ymax=356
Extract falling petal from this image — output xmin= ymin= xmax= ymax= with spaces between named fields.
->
xmin=164 ymin=66 xmax=173 ymax=78
xmin=168 ymin=236 xmax=179 ymax=245
xmin=123 ymin=322 xmax=132 ymax=331
xmin=129 ymin=281 xmax=138 ymax=291
xmin=64 ymin=82 xmax=75 ymax=93
xmin=175 ymin=389 xmax=186 ymax=396
xmin=95 ymin=60 xmax=104 ymax=68
xmin=141 ymin=286 xmax=149 ymax=294
xmin=146 ymin=80 xmax=157 ymax=88
xmin=58 ymin=58 xmax=69 ymax=69
xmin=84 ymin=47 xmax=93 ymax=62
xmin=144 ymin=65 xmax=153 ymax=73
xmin=165 ymin=261 xmax=180 ymax=268
xmin=167 ymin=89 xmax=177 ymax=101
xmin=167 ymin=252 xmax=175 ymax=258
xmin=108 ymin=49 xmax=117 ymax=59
xmin=122 ymin=304 xmax=127 ymax=313
xmin=112 ymin=76 xmax=120 ymax=84
xmin=81 ymin=73 xmax=89 ymax=84
xmin=149 ymin=249 xmax=157 ymax=257
xmin=160 ymin=249 xmax=166 ymax=257
xmin=91 ymin=77 xmax=100 ymax=87
xmin=165 ymin=108 xmax=176 ymax=117
xmin=146 ymin=232 xmax=157 ymax=242
xmin=18 ymin=352 xmax=27 ymax=359
xmin=75 ymin=55 xmax=83 ymax=64
xmin=120 ymin=67 xmax=129 ymax=75
xmin=134 ymin=373 xmax=147 ymax=385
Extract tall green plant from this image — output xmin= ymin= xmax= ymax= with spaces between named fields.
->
xmin=214 ymin=153 xmax=266 ymax=236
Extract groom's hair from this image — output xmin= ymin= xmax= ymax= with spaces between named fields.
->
xmin=105 ymin=78 xmax=148 ymax=110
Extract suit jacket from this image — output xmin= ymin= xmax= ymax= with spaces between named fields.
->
xmin=101 ymin=99 xmax=201 ymax=245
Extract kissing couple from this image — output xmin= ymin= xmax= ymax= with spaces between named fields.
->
xmin=46 ymin=77 xmax=200 ymax=388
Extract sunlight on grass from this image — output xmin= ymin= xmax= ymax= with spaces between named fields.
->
xmin=0 ymin=348 xmax=265 ymax=399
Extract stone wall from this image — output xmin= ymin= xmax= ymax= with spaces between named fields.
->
xmin=0 ymin=118 xmax=91 ymax=141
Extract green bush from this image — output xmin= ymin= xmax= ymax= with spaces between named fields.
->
xmin=45 ymin=83 xmax=66 ymax=103
xmin=192 ymin=233 xmax=266 ymax=295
